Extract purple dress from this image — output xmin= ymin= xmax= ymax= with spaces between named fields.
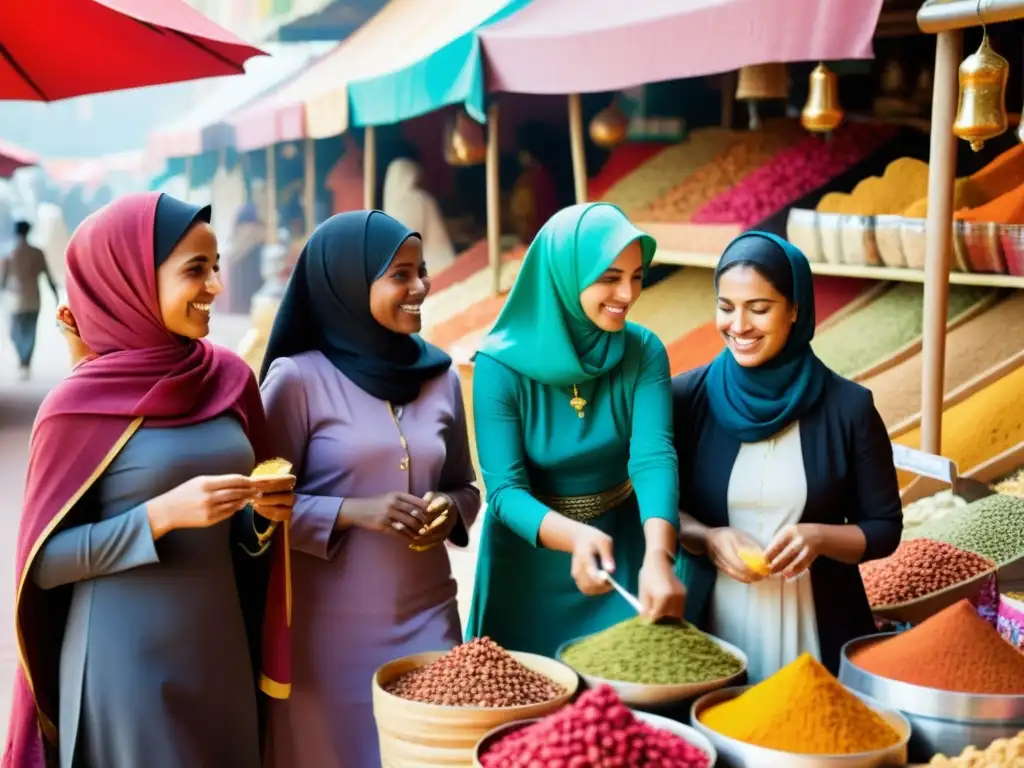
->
xmin=260 ymin=351 xmax=480 ymax=768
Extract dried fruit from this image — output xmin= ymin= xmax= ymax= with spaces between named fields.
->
xmin=251 ymin=458 xmax=292 ymax=478
xmin=737 ymin=547 xmax=772 ymax=577
xmin=480 ymin=685 xmax=710 ymax=768
xmin=383 ymin=637 xmax=565 ymax=708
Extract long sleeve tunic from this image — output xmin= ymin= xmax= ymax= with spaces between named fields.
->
xmin=465 ymin=324 xmax=679 ymax=657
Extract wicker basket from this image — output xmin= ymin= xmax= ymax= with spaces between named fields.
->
xmin=373 ymin=650 xmax=579 ymax=767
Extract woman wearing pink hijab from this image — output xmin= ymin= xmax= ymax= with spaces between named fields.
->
xmin=5 ymin=193 xmax=294 ymax=768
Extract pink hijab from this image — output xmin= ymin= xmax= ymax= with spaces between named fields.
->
xmin=5 ymin=192 xmax=291 ymax=768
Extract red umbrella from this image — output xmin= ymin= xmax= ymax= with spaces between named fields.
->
xmin=0 ymin=138 xmax=39 ymax=177
xmin=1 ymin=0 xmax=265 ymax=101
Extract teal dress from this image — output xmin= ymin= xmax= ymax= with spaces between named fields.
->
xmin=466 ymin=324 xmax=678 ymax=657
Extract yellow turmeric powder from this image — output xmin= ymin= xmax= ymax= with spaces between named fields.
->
xmin=816 ymin=158 xmax=931 ymax=216
xmin=699 ymin=653 xmax=901 ymax=754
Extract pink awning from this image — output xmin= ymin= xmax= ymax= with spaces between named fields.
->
xmin=479 ymin=0 xmax=885 ymax=95
xmin=0 ymin=138 xmax=39 ymax=178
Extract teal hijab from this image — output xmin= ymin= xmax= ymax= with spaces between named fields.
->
xmin=705 ymin=231 xmax=828 ymax=442
xmin=476 ymin=203 xmax=656 ymax=386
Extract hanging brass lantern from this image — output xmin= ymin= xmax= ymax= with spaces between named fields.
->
xmin=953 ymin=33 xmax=1009 ymax=152
xmin=443 ymin=109 xmax=486 ymax=167
xmin=801 ymin=63 xmax=844 ymax=133
xmin=736 ymin=63 xmax=789 ymax=131
xmin=589 ymin=100 xmax=629 ymax=149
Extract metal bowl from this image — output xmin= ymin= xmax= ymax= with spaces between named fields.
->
xmin=473 ymin=710 xmax=717 ymax=767
xmin=840 ymin=633 xmax=1024 ymax=762
xmin=690 ymin=685 xmax=910 ymax=767
xmin=555 ymin=632 xmax=747 ymax=707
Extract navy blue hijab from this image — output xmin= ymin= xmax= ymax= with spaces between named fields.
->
xmin=259 ymin=210 xmax=452 ymax=404
xmin=705 ymin=231 xmax=828 ymax=442
xmin=154 ymin=194 xmax=210 ymax=267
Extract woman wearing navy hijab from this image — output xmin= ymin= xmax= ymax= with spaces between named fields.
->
xmin=672 ymin=231 xmax=902 ymax=681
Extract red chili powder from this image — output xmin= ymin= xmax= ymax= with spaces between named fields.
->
xmin=851 ymin=599 xmax=1024 ymax=694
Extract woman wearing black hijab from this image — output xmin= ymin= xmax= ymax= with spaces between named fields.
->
xmin=672 ymin=232 xmax=902 ymax=680
xmin=258 ymin=210 xmax=481 ymax=767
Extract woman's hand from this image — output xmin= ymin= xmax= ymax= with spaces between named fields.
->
xmin=706 ymin=527 xmax=766 ymax=584
xmin=250 ymin=474 xmax=297 ymax=523
xmin=638 ymin=552 xmax=686 ymax=622
xmin=570 ymin=526 xmax=615 ymax=596
xmin=147 ymin=475 xmax=256 ymax=540
xmin=338 ymin=493 xmax=431 ymax=539
xmin=765 ymin=524 xmax=823 ymax=579
xmin=410 ymin=493 xmax=457 ymax=550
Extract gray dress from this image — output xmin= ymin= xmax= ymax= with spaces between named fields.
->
xmin=33 ymin=416 xmax=263 ymax=768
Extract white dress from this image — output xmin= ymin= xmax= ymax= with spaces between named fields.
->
xmin=710 ymin=420 xmax=822 ymax=683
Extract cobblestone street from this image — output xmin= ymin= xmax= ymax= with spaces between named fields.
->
xmin=0 ymin=298 xmax=480 ymax=744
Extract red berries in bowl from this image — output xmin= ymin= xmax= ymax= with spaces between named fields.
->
xmin=478 ymin=685 xmax=712 ymax=767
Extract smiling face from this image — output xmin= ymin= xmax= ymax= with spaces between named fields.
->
xmin=578 ymin=240 xmax=644 ymax=332
xmin=369 ymin=237 xmax=429 ymax=334
xmin=716 ymin=263 xmax=798 ymax=367
xmin=156 ymin=221 xmax=221 ymax=340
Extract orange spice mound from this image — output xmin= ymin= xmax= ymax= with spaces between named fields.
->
xmin=851 ymin=600 xmax=1024 ymax=694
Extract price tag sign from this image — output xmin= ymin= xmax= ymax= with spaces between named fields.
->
xmin=891 ymin=442 xmax=959 ymax=484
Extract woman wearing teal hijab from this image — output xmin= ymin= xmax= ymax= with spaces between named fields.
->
xmin=466 ymin=203 xmax=685 ymax=657
xmin=672 ymin=231 xmax=901 ymax=681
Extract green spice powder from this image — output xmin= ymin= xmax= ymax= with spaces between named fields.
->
xmin=906 ymin=493 xmax=1024 ymax=565
xmin=561 ymin=618 xmax=744 ymax=685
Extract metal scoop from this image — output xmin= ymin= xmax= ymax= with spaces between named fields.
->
xmin=594 ymin=557 xmax=682 ymax=626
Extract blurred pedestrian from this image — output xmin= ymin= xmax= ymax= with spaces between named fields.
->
xmin=1 ymin=220 xmax=59 ymax=379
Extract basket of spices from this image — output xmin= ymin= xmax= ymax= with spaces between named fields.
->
xmin=372 ymin=637 xmax=578 ymax=767
xmin=860 ymin=538 xmax=997 ymax=625
xmin=691 ymin=653 xmax=910 ymax=767
xmin=556 ymin=617 xmax=746 ymax=707
xmin=474 ymin=685 xmax=717 ymax=767
xmin=908 ymin=493 xmax=1024 ymax=591
xmin=841 ymin=599 xmax=1024 ymax=762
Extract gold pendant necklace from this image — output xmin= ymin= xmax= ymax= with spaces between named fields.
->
xmin=570 ymin=384 xmax=587 ymax=419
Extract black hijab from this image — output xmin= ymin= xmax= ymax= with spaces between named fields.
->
xmin=259 ymin=210 xmax=452 ymax=404
xmin=154 ymin=194 xmax=210 ymax=267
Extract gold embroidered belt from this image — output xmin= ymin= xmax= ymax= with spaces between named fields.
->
xmin=537 ymin=479 xmax=634 ymax=524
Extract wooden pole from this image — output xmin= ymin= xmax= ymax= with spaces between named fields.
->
xmin=486 ymin=102 xmax=501 ymax=297
xmin=363 ymin=126 xmax=377 ymax=210
xmin=303 ymin=137 xmax=316 ymax=235
xmin=266 ymin=145 xmax=279 ymax=245
xmin=919 ymin=28 xmax=963 ymax=455
xmin=568 ymin=93 xmax=587 ymax=204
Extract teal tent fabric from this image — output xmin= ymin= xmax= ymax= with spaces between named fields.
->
xmin=347 ymin=0 xmax=531 ymax=127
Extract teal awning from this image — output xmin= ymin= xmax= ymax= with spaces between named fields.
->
xmin=347 ymin=0 xmax=530 ymax=127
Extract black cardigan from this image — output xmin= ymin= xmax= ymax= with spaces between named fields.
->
xmin=672 ymin=364 xmax=903 ymax=673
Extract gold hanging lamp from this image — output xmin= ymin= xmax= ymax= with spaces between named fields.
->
xmin=443 ymin=109 xmax=486 ymax=167
xmin=952 ymin=11 xmax=1009 ymax=153
xmin=801 ymin=63 xmax=844 ymax=133
xmin=589 ymin=99 xmax=629 ymax=149
xmin=736 ymin=62 xmax=789 ymax=130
